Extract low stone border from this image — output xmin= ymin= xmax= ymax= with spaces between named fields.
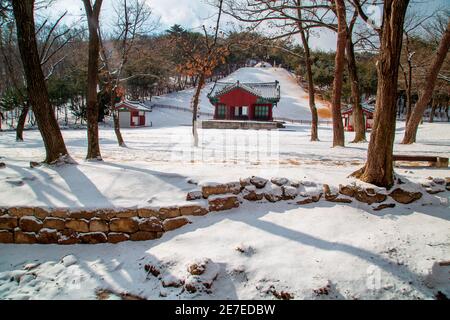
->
xmin=0 ymin=205 xmax=206 ymax=244
xmin=1 ymin=176 xmax=447 ymax=244
xmin=193 ymin=176 xmax=427 ymax=209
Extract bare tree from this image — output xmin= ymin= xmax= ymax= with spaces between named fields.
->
xmin=330 ymin=0 xmax=347 ymax=147
xmin=351 ymin=0 xmax=410 ymax=188
xmin=23 ymin=11 xmax=81 ymax=141
xmin=218 ymin=0 xmax=338 ymax=142
xmin=11 ymin=0 xmax=72 ymax=163
xmin=399 ymin=11 xmax=437 ymax=125
xmin=346 ymin=5 xmax=365 ymax=143
xmin=176 ymin=0 xmax=229 ymax=146
xmin=82 ymin=0 xmax=103 ymax=160
xmin=295 ymin=0 xmax=319 ymax=141
xmin=0 ymin=16 xmax=28 ymax=141
xmin=400 ymin=33 xmax=414 ymax=125
xmin=99 ymin=0 xmax=155 ymax=147
xmin=402 ymin=19 xmax=450 ymax=144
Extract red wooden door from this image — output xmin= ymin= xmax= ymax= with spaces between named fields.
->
xmin=130 ymin=111 xmax=137 ymax=126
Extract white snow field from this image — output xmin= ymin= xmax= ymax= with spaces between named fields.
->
xmin=0 ymin=78 xmax=449 ymax=300
xmin=151 ymin=67 xmax=330 ymax=121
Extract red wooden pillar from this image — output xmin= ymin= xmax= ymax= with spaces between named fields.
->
xmin=213 ymin=104 xmax=217 ymax=119
xmin=249 ymin=104 xmax=254 ymax=120
xmin=268 ymin=104 xmax=273 ymax=121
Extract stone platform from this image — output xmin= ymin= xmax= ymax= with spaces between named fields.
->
xmin=201 ymin=120 xmax=284 ymax=130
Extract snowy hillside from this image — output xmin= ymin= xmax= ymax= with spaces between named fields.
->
xmin=151 ymin=67 xmax=329 ymax=121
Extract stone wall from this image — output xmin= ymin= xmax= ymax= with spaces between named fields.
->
xmin=0 ymin=205 xmax=206 ymax=245
xmin=1 ymin=175 xmax=444 ymax=245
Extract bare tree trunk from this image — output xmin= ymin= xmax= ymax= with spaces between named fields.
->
xmin=112 ymin=96 xmax=126 ymax=147
xmin=83 ymin=0 xmax=103 ymax=160
xmin=405 ymin=61 xmax=413 ymax=124
xmin=296 ymin=3 xmax=318 ymax=141
xmin=352 ymin=0 xmax=409 ymax=188
xmin=16 ymin=105 xmax=29 ymax=142
xmin=429 ymin=98 xmax=436 ymax=123
xmin=112 ymin=111 xmax=125 ymax=146
xmin=346 ymin=36 xmax=366 ymax=143
xmin=402 ymin=21 xmax=450 ymax=144
xmin=192 ymin=73 xmax=205 ymax=147
xmin=331 ymin=0 xmax=347 ymax=147
xmin=401 ymin=33 xmax=415 ymax=126
xmin=306 ymin=54 xmax=320 ymax=141
xmin=12 ymin=0 xmax=70 ymax=163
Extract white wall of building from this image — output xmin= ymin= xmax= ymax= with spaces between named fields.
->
xmin=119 ymin=110 xmax=151 ymax=127
xmin=119 ymin=111 xmax=131 ymax=128
xmin=145 ymin=112 xmax=152 ymax=127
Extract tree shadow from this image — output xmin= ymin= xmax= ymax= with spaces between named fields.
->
xmin=223 ymin=201 xmax=441 ymax=298
xmin=99 ymin=161 xmax=195 ymax=193
xmin=5 ymin=163 xmax=81 ymax=207
xmin=154 ymin=193 xmax=449 ymax=298
xmin=0 ymin=235 xmax=239 ymax=300
xmin=2 ymin=190 xmax=447 ymax=299
xmin=45 ymin=164 xmax=114 ymax=208
xmin=5 ymin=163 xmax=113 ymax=208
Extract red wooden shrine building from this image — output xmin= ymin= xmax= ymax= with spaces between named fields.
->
xmin=207 ymin=80 xmax=281 ymax=121
xmin=115 ymin=100 xmax=152 ymax=128
xmin=341 ymin=103 xmax=375 ymax=131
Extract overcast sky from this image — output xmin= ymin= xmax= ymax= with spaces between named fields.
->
xmin=45 ymin=0 xmax=449 ymax=52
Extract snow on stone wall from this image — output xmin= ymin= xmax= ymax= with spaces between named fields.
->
xmin=0 ymin=175 xmax=439 ymax=244
xmin=0 ymin=205 xmax=198 ymax=244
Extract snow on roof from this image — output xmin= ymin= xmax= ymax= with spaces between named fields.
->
xmin=207 ymin=81 xmax=281 ymax=103
xmin=341 ymin=103 xmax=375 ymax=115
xmin=115 ymin=100 xmax=151 ymax=111
xmin=254 ymin=61 xmax=272 ymax=68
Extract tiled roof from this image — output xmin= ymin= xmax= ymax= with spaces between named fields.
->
xmin=341 ymin=103 xmax=375 ymax=115
xmin=208 ymin=81 xmax=280 ymax=102
xmin=115 ymin=100 xmax=151 ymax=111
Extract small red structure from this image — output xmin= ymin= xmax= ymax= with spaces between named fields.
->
xmin=115 ymin=100 xmax=152 ymax=128
xmin=207 ymin=81 xmax=280 ymax=121
xmin=341 ymin=104 xmax=375 ymax=131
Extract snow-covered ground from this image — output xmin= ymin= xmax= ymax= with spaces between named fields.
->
xmin=1 ymin=199 xmax=449 ymax=300
xmin=151 ymin=67 xmax=330 ymax=121
xmin=0 ymin=77 xmax=449 ymax=300
xmin=0 ymin=118 xmax=448 ymax=208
